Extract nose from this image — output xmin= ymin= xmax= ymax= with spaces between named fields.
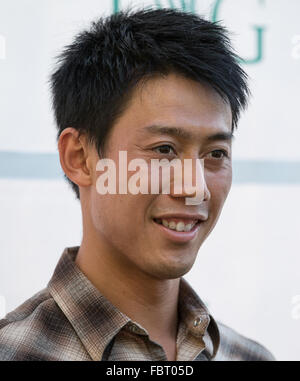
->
xmin=169 ymin=158 xmax=210 ymax=205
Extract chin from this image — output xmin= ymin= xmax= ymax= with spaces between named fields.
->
xmin=145 ymin=257 xmax=195 ymax=280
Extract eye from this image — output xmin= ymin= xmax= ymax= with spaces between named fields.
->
xmin=153 ymin=144 xmax=176 ymax=155
xmin=207 ymin=149 xmax=229 ymax=160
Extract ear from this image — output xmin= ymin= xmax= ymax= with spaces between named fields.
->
xmin=58 ymin=128 xmax=93 ymax=189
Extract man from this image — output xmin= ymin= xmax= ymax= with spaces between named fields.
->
xmin=0 ymin=8 xmax=275 ymax=361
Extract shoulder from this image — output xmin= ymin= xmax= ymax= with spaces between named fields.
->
xmin=0 ymin=288 xmax=83 ymax=361
xmin=214 ymin=320 xmax=276 ymax=361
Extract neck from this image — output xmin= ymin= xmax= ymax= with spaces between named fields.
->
xmin=75 ymin=234 xmax=180 ymax=344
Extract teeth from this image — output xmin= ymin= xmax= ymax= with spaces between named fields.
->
xmin=161 ymin=219 xmax=196 ymax=232
xmin=169 ymin=221 xmax=177 ymax=230
xmin=184 ymin=224 xmax=192 ymax=232
xmin=176 ymin=222 xmax=185 ymax=232
xmin=162 ymin=219 xmax=169 ymax=227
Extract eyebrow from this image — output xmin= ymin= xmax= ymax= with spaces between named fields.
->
xmin=142 ymin=125 xmax=235 ymax=143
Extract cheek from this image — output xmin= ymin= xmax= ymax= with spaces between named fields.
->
xmin=90 ymin=189 xmax=153 ymax=237
xmin=207 ymin=167 xmax=232 ymax=212
xmin=200 ymin=170 xmax=231 ymax=241
xmin=91 ymin=194 xmax=127 ymax=231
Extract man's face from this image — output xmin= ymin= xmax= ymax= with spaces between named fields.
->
xmin=87 ymin=73 xmax=232 ymax=280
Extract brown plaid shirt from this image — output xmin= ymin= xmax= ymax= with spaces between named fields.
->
xmin=0 ymin=246 xmax=275 ymax=361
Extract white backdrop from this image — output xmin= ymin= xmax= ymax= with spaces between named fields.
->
xmin=0 ymin=0 xmax=299 ymax=361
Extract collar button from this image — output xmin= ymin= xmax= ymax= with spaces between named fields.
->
xmin=193 ymin=317 xmax=203 ymax=327
xmin=128 ymin=323 xmax=138 ymax=333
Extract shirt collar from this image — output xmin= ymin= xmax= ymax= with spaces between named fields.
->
xmin=48 ymin=246 xmax=219 ymax=360
xmin=178 ymin=277 xmax=220 ymax=359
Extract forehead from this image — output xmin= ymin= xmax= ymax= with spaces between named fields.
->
xmin=108 ymin=73 xmax=232 ymax=145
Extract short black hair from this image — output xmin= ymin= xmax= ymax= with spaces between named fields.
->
xmin=49 ymin=7 xmax=250 ymax=199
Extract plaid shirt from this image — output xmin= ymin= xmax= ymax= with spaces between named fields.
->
xmin=0 ymin=246 xmax=275 ymax=361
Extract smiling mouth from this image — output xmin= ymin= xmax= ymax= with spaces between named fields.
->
xmin=153 ymin=218 xmax=201 ymax=233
